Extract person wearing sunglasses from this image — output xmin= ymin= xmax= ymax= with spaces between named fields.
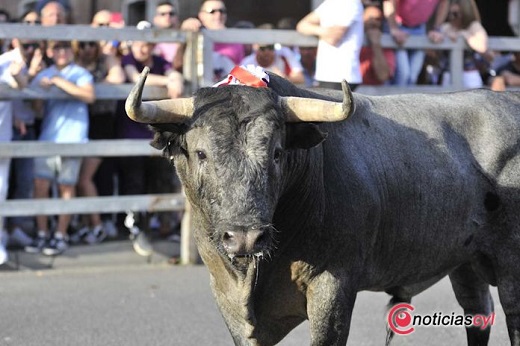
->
xmin=181 ymin=0 xmax=245 ymax=68
xmin=240 ymin=23 xmax=305 ymax=84
xmin=153 ymin=1 xmax=183 ymax=71
xmin=90 ymin=10 xmax=120 ymax=57
xmin=436 ymin=0 xmax=490 ymax=88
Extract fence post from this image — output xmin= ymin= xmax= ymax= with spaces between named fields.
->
xmin=449 ymin=37 xmax=465 ymax=89
xmin=180 ymin=196 xmax=200 ymax=264
xmin=200 ymin=31 xmax=215 ymax=87
xmin=183 ymin=30 xmax=200 ymax=94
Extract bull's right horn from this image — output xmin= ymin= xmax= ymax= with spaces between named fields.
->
xmin=281 ymin=80 xmax=354 ymax=122
xmin=125 ymin=66 xmax=194 ymax=124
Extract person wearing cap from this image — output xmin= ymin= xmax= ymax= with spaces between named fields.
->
xmin=24 ymin=39 xmax=95 ymax=256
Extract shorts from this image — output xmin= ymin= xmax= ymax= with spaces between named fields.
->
xmin=34 ymin=156 xmax=82 ymax=185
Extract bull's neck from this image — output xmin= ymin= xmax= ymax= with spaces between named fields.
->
xmin=275 ymin=146 xmax=325 ymax=244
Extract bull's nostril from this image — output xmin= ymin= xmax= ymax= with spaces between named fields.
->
xmin=222 ymin=228 xmax=269 ymax=256
xmin=255 ymin=232 xmax=266 ymax=247
xmin=223 ymin=232 xmax=233 ymax=242
xmin=222 ymin=231 xmax=240 ymax=254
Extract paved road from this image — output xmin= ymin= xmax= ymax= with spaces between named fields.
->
xmin=0 ymin=240 xmax=510 ymax=345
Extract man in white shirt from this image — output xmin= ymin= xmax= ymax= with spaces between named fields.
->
xmin=297 ymin=0 xmax=364 ymax=90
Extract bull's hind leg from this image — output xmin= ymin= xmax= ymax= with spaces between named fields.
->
xmin=495 ymin=256 xmax=520 ymax=345
xmin=384 ymin=276 xmax=444 ymax=346
xmin=449 ymin=263 xmax=493 ymax=346
xmin=384 ymin=293 xmax=411 ymax=346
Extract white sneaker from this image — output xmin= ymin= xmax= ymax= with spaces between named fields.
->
xmin=167 ymin=233 xmax=181 ymax=243
xmin=84 ymin=225 xmax=107 ymax=245
xmin=8 ymin=227 xmax=33 ymax=247
xmin=69 ymin=226 xmax=90 ymax=244
xmin=0 ymin=230 xmax=9 ymax=265
xmin=149 ymin=215 xmax=160 ymax=230
xmin=102 ymin=220 xmax=118 ymax=238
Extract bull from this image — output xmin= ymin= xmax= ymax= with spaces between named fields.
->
xmin=126 ymin=66 xmax=520 ymax=345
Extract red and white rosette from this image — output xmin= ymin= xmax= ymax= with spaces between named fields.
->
xmin=213 ymin=64 xmax=270 ymax=88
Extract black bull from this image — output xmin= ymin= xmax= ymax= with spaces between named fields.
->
xmin=126 ymin=67 xmax=520 ymax=346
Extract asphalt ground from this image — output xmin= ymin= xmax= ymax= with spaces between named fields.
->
xmin=0 ymin=238 xmax=510 ymax=345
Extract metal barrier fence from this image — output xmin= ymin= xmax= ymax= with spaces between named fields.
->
xmin=1 ymin=23 xmax=520 ymax=264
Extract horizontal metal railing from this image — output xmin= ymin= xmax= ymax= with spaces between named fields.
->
xmin=1 ymin=23 xmax=519 ymax=264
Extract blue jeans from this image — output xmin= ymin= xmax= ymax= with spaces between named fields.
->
xmin=384 ymin=23 xmax=426 ymax=86
xmin=8 ymin=126 xmax=36 ymax=229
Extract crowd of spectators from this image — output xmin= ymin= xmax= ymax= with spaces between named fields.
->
xmin=0 ymin=0 xmax=519 ymax=264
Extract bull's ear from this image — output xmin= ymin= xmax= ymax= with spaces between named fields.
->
xmin=286 ymin=123 xmax=327 ymax=149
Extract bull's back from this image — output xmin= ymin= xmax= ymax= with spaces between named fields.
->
xmin=317 ymin=89 xmax=520 ymax=288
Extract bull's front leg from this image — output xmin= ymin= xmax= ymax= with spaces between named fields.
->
xmin=306 ymin=272 xmax=357 ymax=345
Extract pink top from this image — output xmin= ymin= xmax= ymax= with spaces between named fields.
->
xmin=214 ymin=43 xmax=245 ymax=65
xmin=396 ymin=0 xmax=440 ymax=27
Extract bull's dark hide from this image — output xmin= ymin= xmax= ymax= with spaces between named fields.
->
xmin=130 ymin=71 xmax=520 ymax=346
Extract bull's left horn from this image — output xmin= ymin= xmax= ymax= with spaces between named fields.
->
xmin=125 ymin=66 xmax=194 ymax=123
xmin=281 ymin=80 xmax=354 ymax=122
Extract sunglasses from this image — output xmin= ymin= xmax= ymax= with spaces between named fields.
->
xmin=203 ymin=8 xmax=227 ymax=15
xmin=258 ymin=45 xmax=275 ymax=52
xmin=21 ymin=42 xmax=40 ymax=50
xmin=79 ymin=41 xmax=98 ymax=49
xmin=52 ymin=44 xmax=71 ymax=50
xmin=449 ymin=11 xmax=460 ymax=19
xmin=23 ymin=20 xmax=41 ymax=25
xmin=158 ymin=11 xmax=176 ymax=17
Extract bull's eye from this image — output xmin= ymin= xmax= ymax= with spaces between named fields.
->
xmin=273 ymin=148 xmax=282 ymax=163
xmin=196 ymin=150 xmax=207 ymax=160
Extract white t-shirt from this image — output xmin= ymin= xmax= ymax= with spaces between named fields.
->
xmin=0 ymin=49 xmax=18 ymax=142
xmin=314 ymin=0 xmax=364 ymax=84
xmin=240 ymin=48 xmax=303 ymax=76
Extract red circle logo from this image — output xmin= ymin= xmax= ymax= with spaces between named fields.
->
xmin=387 ymin=303 xmax=415 ymax=335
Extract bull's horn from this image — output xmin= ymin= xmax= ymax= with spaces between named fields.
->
xmin=281 ymin=80 xmax=354 ymax=122
xmin=125 ymin=66 xmax=194 ymax=123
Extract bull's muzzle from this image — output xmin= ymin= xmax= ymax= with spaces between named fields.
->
xmin=222 ymin=227 xmax=269 ymax=258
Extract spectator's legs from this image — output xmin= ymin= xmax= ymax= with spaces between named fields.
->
xmin=118 ymin=156 xmax=146 ymax=229
xmin=8 ymin=126 xmax=35 ymax=231
xmin=147 ymin=157 xmax=179 ymax=235
xmin=385 ymin=23 xmax=426 ymax=86
xmin=77 ymin=157 xmax=103 ymax=228
xmin=55 ymin=157 xmax=82 ymax=237
xmin=118 ymin=156 xmax=152 ymax=256
xmin=0 ymin=157 xmax=11 ymax=232
xmin=34 ymin=177 xmax=51 ymax=234
xmin=408 ymin=48 xmax=426 ymax=85
xmin=56 ymin=183 xmax=75 ymax=237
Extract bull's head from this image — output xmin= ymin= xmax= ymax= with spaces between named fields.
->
xmin=126 ymin=67 xmax=353 ymax=265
